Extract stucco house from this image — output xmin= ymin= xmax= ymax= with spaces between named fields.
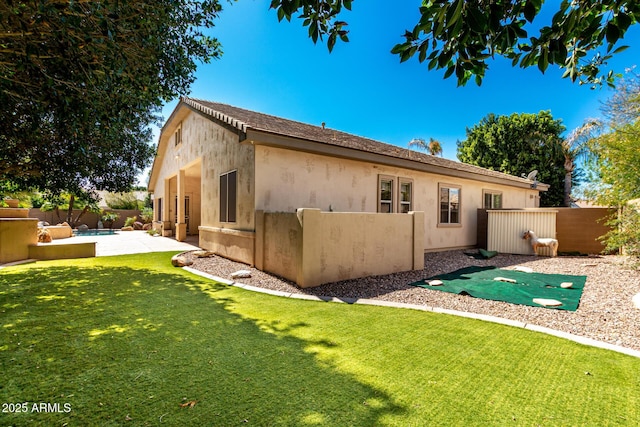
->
xmin=148 ymin=97 xmax=547 ymax=286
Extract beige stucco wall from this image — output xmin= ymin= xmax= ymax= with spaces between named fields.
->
xmin=150 ymin=107 xmax=543 ymax=260
xmin=44 ymin=225 xmax=73 ymax=239
xmin=255 ymin=211 xmax=301 ymax=282
xmin=0 ymin=218 xmax=38 ymax=264
xmin=0 ymin=208 xmax=29 ymax=218
xmin=150 ymin=107 xmax=256 ymax=245
xmin=255 ymin=209 xmax=424 ymax=288
xmin=29 ymin=242 xmax=96 ymax=260
xmin=297 ymin=209 xmax=424 ymax=287
xmin=254 ymin=146 xmax=540 ymax=251
xmin=199 ymin=226 xmax=255 ymax=265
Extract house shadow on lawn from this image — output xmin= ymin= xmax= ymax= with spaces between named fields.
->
xmin=0 ymin=259 xmax=404 ymax=426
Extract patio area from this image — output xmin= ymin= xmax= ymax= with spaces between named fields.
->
xmin=52 ymin=230 xmax=200 ymax=256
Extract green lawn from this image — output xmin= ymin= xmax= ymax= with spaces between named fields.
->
xmin=1 ymin=253 xmax=638 ymax=426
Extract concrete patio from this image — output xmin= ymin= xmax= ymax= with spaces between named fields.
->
xmin=51 ymin=230 xmax=200 ymax=256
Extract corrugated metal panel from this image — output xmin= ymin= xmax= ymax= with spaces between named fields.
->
xmin=487 ymin=210 xmax=557 ymax=256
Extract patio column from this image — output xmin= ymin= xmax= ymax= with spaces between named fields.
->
xmin=175 ymin=168 xmax=187 ymax=241
xmin=162 ymin=178 xmax=172 ymax=236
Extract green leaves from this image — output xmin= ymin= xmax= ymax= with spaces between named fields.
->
xmin=605 ymin=22 xmax=620 ymax=44
xmin=269 ymin=0 xmax=351 ymax=52
xmin=273 ymin=0 xmax=639 ymax=87
xmin=458 ymin=111 xmax=568 ymax=206
xmin=0 ymin=0 xmax=224 ymax=194
xmin=391 ymin=0 xmax=639 ymax=86
xmin=580 ymin=74 xmax=640 ymax=208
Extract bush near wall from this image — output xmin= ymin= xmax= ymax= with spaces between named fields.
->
xmin=104 ymin=192 xmax=143 ymax=210
xmin=29 ymin=209 xmax=142 ymax=230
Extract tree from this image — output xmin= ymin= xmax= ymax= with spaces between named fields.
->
xmin=577 ymin=74 xmax=640 ymax=205
xmin=569 ymin=74 xmax=640 ymax=256
xmin=408 ymin=137 xmax=443 ymax=156
xmin=270 ymin=0 xmax=639 ymax=87
xmin=0 ymin=1 xmax=223 ymax=196
xmin=562 ymin=120 xmax=600 ymax=207
xmin=40 ymin=193 xmax=101 ymax=229
xmin=561 ymin=128 xmax=593 ymax=207
xmin=457 ymin=111 xmax=568 ymax=207
xmin=105 ymin=192 xmax=143 ymax=210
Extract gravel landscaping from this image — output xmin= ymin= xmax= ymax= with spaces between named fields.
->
xmin=185 ymin=250 xmax=640 ymax=352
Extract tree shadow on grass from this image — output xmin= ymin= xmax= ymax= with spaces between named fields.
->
xmin=0 ymin=261 xmax=404 ymax=426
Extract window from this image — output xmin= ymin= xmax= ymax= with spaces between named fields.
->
xmin=174 ymin=124 xmax=182 ymax=146
xmin=439 ymin=184 xmax=461 ymax=224
xmin=220 ymin=170 xmax=237 ymax=223
xmin=483 ymin=191 xmax=502 ymax=209
xmin=377 ymin=175 xmax=413 ymax=213
xmin=378 ymin=175 xmax=394 ymax=213
xmin=399 ymin=180 xmax=413 ymax=213
xmin=156 ymin=198 xmax=163 ymax=221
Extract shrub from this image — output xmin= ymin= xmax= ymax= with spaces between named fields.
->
xmin=601 ymin=204 xmax=640 ymax=262
xmin=101 ymin=211 xmax=120 ymax=229
xmin=143 ymin=193 xmax=153 ymax=209
xmin=124 ymin=216 xmax=137 ymax=227
xmin=140 ymin=207 xmax=153 ymax=223
xmin=30 ymin=193 xmax=46 ymax=208
xmin=105 ymin=192 xmax=139 ymax=210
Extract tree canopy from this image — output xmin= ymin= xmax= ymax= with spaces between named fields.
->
xmin=578 ymin=74 xmax=640 ymax=205
xmin=457 ymin=111 xmax=568 ymax=207
xmin=571 ymin=74 xmax=640 ymax=255
xmin=0 ymin=1 xmax=223 ymax=196
xmin=270 ymin=0 xmax=639 ymax=87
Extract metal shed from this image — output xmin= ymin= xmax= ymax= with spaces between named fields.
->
xmin=487 ymin=209 xmax=557 ymax=256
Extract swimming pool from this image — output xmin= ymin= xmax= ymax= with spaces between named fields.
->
xmin=74 ymin=229 xmax=118 ymax=236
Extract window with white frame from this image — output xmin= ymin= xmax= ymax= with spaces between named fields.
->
xmin=378 ymin=175 xmax=394 ymax=213
xmin=439 ymin=184 xmax=461 ymax=224
xmin=483 ymin=190 xmax=502 ymax=209
xmin=399 ymin=180 xmax=413 ymax=213
xmin=220 ymin=170 xmax=237 ymax=223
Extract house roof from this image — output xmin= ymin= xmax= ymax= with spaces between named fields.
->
xmin=152 ymin=96 xmax=547 ymax=191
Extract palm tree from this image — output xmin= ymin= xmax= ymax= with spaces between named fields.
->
xmin=408 ymin=137 xmax=443 ymax=156
xmin=562 ymin=120 xmax=599 ymax=207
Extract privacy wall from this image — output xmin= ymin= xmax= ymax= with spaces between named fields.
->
xmin=255 ymin=209 xmax=424 ymax=288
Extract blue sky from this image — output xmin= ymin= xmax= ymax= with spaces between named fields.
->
xmin=155 ymin=1 xmax=640 ymax=162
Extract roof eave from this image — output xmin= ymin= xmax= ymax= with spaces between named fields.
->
xmin=246 ymin=129 xmax=547 ymax=191
xmin=149 ymin=99 xmax=192 ymax=191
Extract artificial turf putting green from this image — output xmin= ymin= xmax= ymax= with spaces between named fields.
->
xmin=411 ymin=266 xmax=587 ymax=311
xmin=1 ymin=253 xmax=638 ymax=426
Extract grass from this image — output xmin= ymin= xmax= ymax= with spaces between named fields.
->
xmin=1 ymin=253 xmax=639 ymax=426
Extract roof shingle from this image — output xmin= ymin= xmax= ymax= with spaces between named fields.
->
xmin=183 ymin=97 xmax=542 ymax=188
